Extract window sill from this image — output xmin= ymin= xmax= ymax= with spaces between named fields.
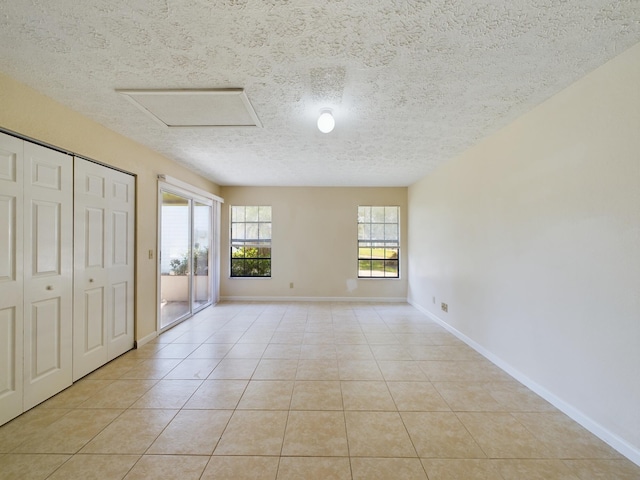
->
xmin=228 ymin=276 xmax=272 ymax=280
xmin=357 ymin=276 xmax=402 ymax=280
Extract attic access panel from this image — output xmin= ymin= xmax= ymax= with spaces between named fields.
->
xmin=117 ymin=88 xmax=262 ymax=128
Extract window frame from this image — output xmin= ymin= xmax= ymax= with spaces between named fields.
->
xmin=229 ymin=205 xmax=272 ymax=278
xmin=357 ymin=205 xmax=400 ymax=279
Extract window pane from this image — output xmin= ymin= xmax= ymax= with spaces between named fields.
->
xmin=371 ymin=260 xmax=385 ymax=276
xmin=358 ymin=260 xmax=371 ymax=276
xmin=385 ymin=207 xmax=398 ymax=223
xmin=231 ymin=223 xmax=244 ymax=241
xmin=257 ymin=259 xmax=271 ymax=276
xmin=231 ymin=259 xmax=245 ymax=276
xmin=385 ymin=248 xmax=399 ymax=259
xmin=372 ymin=206 xmax=385 ymax=223
xmin=365 ymin=207 xmax=373 ymax=222
xmin=359 ymin=206 xmax=370 ymax=223
xmin=358 ymin=247 xmax=372 ymax=259
xmin=358 ymin=223 xmax=370 ymax=240
xmin=371 ymin=224 xmax=384 ymax=240
xmin=245 ymin=206 xmax=259 ymax=222
xmin=384 ymin=223 xmax=398 ymax=240
xmin=232 ymin=206 xmax=245 ymax=222
xmin=247 ymin=259 xmax=256 ymax=276
xmin=259 ymin=206 xmax=272 ymax=222
xmin=371 ymin=248 xmax=385 ymax=259
xmin=245 ymin=223 xmax=259 ymax=240
xmin=257 ymin=247 xmax=271 ymax=258
xmin=384 ymin=260 xmax=399 ymax=277
xmin=259 ymin=223 xmax=271 ymax=240
xmin=239 ymin=258 xmax=253 ymax=275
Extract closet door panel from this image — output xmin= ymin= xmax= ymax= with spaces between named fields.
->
xmin=74 ymin=158 xmax=134 ymax=379
xmin=73 ymin=158 xmax=110 ymax=380
xmin=32 ymin=201 xmax=61 ymax=274
xmin=29 ymin=298 xmax=62 ymax=377
xmin=111 ymin=282 xmax=128 ymax=338
xmin=0 ymin=196 xmax=16 ymax=282
xmin=23 ymin=142 xmax=72 ymax=411
xmin=106 ymin=171 xmax=135 ymax=360
xmin=0 ymin=198 xmax=15 ymax=282
xmin=84 ymin=287 xmax=105 ymax=351
xmin=0 ymin=133 xmax=24 ymax=425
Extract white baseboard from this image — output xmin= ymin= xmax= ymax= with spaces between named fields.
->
xmin=408 ymin=299 xmax=640 ymax=467
xmin=220 ymin=296 xmax=406 ymax=303
xmin=135 ymin=330 xmax=158 ymax=348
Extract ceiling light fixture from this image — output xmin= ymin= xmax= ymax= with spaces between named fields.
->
xmin=317 ymin=109 xmax=335 ymax=133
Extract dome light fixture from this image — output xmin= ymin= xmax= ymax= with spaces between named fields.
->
xmin=317 ymin=109 xmax=335 ymax=133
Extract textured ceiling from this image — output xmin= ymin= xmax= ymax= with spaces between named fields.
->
xmin=0 ymin=1 xmax=638 ymax=187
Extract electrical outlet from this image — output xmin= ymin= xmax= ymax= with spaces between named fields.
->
xmin=441 ymin=302 xmax=448 ymax=313
xmin=432 ymin=296 xmax=436 ymax=304
xmin=148 ymin=249 xmax=154 ymax=260
xmin=289 ymin=282 xmax=294 ymax=289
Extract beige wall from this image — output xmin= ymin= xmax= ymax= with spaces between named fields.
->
xmin=220 ymin=187 xmax=408 ymax=300
xmin=407 ymin=43 xmax=640 ymax=462
xmin=0 ymin=72 xmax=220 ymax=342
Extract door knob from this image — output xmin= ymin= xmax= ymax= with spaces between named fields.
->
xmin=89 ymin=278 xmax=94 ymax=283
xmin=46 ymin=285 xmax=53 ymax=290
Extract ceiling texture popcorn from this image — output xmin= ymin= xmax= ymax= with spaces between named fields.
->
xmin=0 ymin=0 xmax=639 ymax=186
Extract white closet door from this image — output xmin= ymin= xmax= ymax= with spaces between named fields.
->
xmin=73 ymin=158 xmax=109 ymax=379
xmin=73 ymin=158 xmax=134 ymax=380
xmin=106 ymin=166 xmax=135 ymax=360
xmin=0 ymin=133 xmax=24 ymax=425
xmin=22 ymin=142 xmax=73 ymax=410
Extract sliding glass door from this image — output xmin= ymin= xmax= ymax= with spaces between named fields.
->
xmin=159 ymin=188 xmax=214 ymax=330
xmin=193 ymin=201 xmax=212 ymax=310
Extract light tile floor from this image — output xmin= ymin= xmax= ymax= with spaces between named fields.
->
xmin=1 ymin=302 xmax=639 ymax=479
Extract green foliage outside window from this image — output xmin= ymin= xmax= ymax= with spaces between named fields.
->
xmin=231 ymin=246 xmax=271 ymax=277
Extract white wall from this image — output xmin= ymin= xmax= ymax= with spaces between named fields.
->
xmin=220 ymin=186 xmax=408 ymax=301
xmin=408 ymin=42 xmax=640 ymax=463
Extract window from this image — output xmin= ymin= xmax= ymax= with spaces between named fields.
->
xmin=357 ymin=206 xmax=399 ymax=278
xmin=230 ymin=205 xmax=272 ymax=277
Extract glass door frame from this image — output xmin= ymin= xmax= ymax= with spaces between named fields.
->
xmin=157 ymin=178 xmax=221 ymax=333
